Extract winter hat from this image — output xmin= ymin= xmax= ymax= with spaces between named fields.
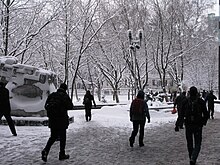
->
xmin=189 ymin=86 xmax=197 ymax=97
xmin=137 ymin=90 xmax=145 ymax=99
xmin=0 ymin=82 xmax=6 ymax=87
xmin=86 ymin=90 xmax=91 ymax=95
xmin=60 ymin=83 xmax=68 ymax=91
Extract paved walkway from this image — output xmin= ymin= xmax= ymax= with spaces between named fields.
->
xmin=0 ymin=113 xmax=220 ymax=165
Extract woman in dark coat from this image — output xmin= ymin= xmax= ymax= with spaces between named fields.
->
xmin=0 ymin=82 xmax=17 ymax=136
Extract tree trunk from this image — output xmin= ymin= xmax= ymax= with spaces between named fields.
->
xmin=3 ymin=1 xmax=10 ymax=56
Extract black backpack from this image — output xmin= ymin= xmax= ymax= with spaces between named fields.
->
xmin=83 ymin=96 xmax=90 ymax=105
xmin=45 ymin=92 xmax=62 ymax=117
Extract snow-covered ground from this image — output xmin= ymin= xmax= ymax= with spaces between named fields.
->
xmin=1 ymin=97 xmax=220 ymax=164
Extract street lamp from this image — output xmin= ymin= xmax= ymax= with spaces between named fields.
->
xmin=127 ymin=29 xmax=143 ymax=99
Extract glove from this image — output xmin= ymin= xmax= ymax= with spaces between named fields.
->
xmin=148 ymin=119 xmax=150 ymax=123
xmin=171 ymin=108 xmax=177 ymax=114
xmin=175 ymin=126 xmax=179 ymax=132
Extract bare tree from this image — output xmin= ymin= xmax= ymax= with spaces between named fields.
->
xmin=68 ymin=0 xmax=119 ymax=100
xmin=0 ymin=0 xmax=61 ymax=62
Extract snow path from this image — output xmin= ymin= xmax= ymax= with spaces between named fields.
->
xmin=0 ymin=112 xmax=220 ymax=165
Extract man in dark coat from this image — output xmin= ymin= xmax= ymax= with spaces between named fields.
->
xmin=205 ymin=90 xmax=217 ymax=119
xmin=174 ymin=91 xmax=187 ymax=130
xmin=177 ymin=86 xmax=209 ymax=165
xmin=0 ymin=82 xmax=17 ymax=136
xmin=129 ymin=90 xmax=150 ymax=147
xmin=83 ymin=90 xmax=96 ymax=121
xmin=41 ymin=83 xmax=73 ymax=162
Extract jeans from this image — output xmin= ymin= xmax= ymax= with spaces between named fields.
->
xmin=185 ymin=125 xmax=203 ymax=162
xmin=130 ymin=120 xmax=146 ymax=145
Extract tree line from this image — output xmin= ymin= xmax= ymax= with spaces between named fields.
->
xmin=0 ymin=0 xmax=218 ymax=102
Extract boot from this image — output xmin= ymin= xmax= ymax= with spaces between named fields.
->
xmin=59 ymin=152 xmax=70 ymax=160
xmin=13 ymin=133 xmax=17 ymax=136
xmin=41 ymin=150 xmax=48 ymax=162
xmin=139 ymin=143 xmax=144 ymax=147
xmin=190 ymin=160 xmax=196 ymax=165
xmin=129 ymin=137 xmax=134 ymax=147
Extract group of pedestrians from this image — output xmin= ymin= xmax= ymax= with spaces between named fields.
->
xmin=0 ymin=81 xmax=217 ymax=165
xmin=173 ymin=87 xmax=217 ymax=165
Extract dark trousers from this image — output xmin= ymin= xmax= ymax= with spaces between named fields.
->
xmin=208 ymin=105 xmax=214 ymax=118
xmin=130 ymin=120 xmax=146 ymax=144
xmin=185 ymin=125 xmax=202 ymax=163
xmin=175 ymin=110 xmax=184 ymax=128
xmin=85 ymin=106 xmax=91 ymax=121
xmin=0 ymin=112 xmax=17 ymax=135
xmin=44 ymin=129 xmax=67 ymax=154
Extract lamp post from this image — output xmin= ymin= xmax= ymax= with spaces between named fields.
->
xmin=127 ymin=29 xmax=143 ymax=99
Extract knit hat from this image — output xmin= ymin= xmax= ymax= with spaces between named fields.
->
xmin=60 ymin=83 xmax=68 ymax=91
xmin=189 ymin=86 xmax=197 ymax=97
xmin=0 ymin=82 xmax=6 ymax=87
xmin=137 ymin=90 xmax=145 ymax=99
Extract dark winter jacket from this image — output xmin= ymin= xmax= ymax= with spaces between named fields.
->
xmin=0 ymin=84 xmax=11 ymax=114
xmin=83 ymin=91 xmax=96 ymax=108
xmin=45 ymin=88 xmax=73 ymax=129
xmin=179 ymin=97 xmax=209 ymax=127
xmin=205 ymin=93 xmax=217 ymax=109
xmin=130 ymin=98 xmax=150 ymax=122
xmin=174 ymin=92 xmax=186 ymax=112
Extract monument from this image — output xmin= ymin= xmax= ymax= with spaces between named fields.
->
xmin=0 ymin=56 xmax=57 ymax=117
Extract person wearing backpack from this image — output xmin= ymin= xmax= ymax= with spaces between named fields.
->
xmin=176 ymin=86 xmax=209 ymax=165
xmin=83 ymin=90 xmax=96 ymax=121
xmin=41 ymin=83 xmax=73 ymax=162
xmin=129 ymin=90 xmax=150 ymax=147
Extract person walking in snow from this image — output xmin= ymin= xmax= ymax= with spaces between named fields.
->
xmin=176 ymin=86 xmax=208 ymax=165
xmin=205 ymin=90 xmax=217 ymax=119
xmin=129 ymin=90 xmax=150 ymax=147
xmin=0 ymin=82 xmax=17 ymax=136
xmin=83 ymin=90 xmax=96 ymax=121
xmin=41 ymin=83 xmax=73 ymax=162
xmin=174 ymin=91 xmax=187 ymax=131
